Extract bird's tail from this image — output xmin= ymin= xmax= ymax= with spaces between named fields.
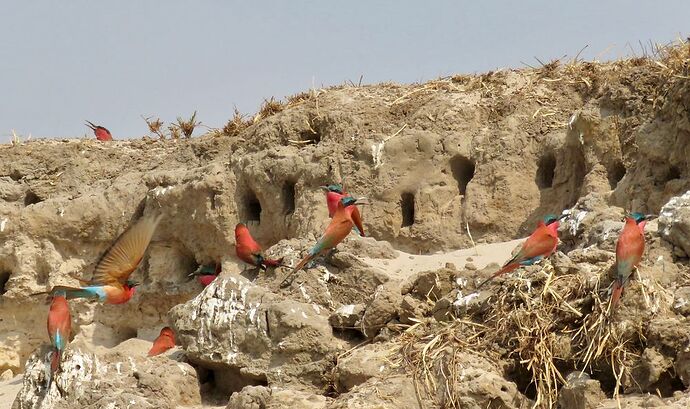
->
xmin=477 ymin=263 xmax=519 ymax=289
xmin=263 ymin=257 xmax=287 ymax=268
xmin=610 ymin=278 xmax=624 ymax=310
xmin=50 ymin=285 xmax=99 ymax=300
xmin=85 ymin=120 xmax=97 ymax=130
xmin=351 ymin=226 xmax=363 ymax=237
xmin=50 ymin=349 xmax=61 ymax=376
xmin=278 ymin=255 xmax=313 ymax=287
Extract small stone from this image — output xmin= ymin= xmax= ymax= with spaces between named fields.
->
xmin=464 ymin=263 xmax=477 ymax=270
xmin=0 ymin=369 xmax=13 ymax=381
xmin=444 ymin=262 xmax=456 ymax=270
xmin=329 ymin=304 xmax=365 ymax=329
xmin=558 ymin=371 xmax=606 ymax=409
xmin=465 ymin=257 xmax=473 ymax=262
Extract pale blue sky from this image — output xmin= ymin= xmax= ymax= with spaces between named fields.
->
xmin=1 ymin=1 xmax=688 ymax=142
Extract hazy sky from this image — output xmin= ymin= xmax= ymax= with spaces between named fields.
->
xmin=1 ymin=1 xmax=688 ymax=142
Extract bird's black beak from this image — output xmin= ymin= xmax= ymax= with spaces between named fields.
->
xmin=558 ymin=213 xmax=568 ymax=220
xmin=644 ymin=214 xmax=657 ymax=220
xmin=129 ymin=280 xmax=141 ymax=287
xmin=319 ymin=186 xmax=329 ymax=191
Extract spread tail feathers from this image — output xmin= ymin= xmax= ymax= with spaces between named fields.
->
xmin=477 ymin=263 xmax=519 ymax=289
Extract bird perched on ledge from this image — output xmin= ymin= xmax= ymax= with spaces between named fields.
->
xmin=235 ymin=223 xmax=285 ymax=270
xmin=280 ymin=196 xmax=368 ymax=286
xmin=85 ymin=120 xmax=113 ymax=141
xmin=47 ymin=291 xmax=71 ymax=382
xmin=33 ymin=213 xmax=163 ymax=304
xmin=478 ymin=214 xmax=566 ymax=288
xmin=320 ymin=184 xmax=365 ymax=237
xmin=611 ymin=212 xmax=654 ymax=309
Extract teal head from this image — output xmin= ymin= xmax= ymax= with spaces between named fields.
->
xmin=320 ymin=184 xmax=344 ymax=193
xmin=543 ymin=213 xmax=566 ymax=226
xmin=340 ymin=196 xmax=369 ymax=207
xmin=630 ymin=212 xmax=655 ymax=224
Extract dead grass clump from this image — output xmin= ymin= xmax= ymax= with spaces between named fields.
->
xmin=286 ymin=91 xmax=311 ymax=106
xmin=222 ymin=108 xmax=252 ymax=137
xmin=175 ymin=111 xmax=200 ymax=138
xmin=142 ymin=116 xmax=166 ymax=139
xmin=255 ymin=97 xmax=285 ymax=121
xmin=397 ymin=262 xmax=669 ymax=408
xmin=168 ymin=123 xmax=181 ymax=140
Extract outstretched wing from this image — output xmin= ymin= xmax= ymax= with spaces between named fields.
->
xmin=89 ymin=214 xmax=163 ymax=286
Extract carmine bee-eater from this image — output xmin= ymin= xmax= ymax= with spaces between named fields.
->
xmin=47 ymin=292 xmax=71 ymax=380
xmin=611 ymin=212 xmax=653 ymax=308
xmin=320 ymin=184 xmax=365 ymax=237
xmin=148 ymin=327 xmax=176 ymax=356
xmin=280 ymin=196 xmax=367 ymax=286
xmin=235 ymin=223 xmax=285 ymax=270
xmin=189 ymin=263 xmax=221 ymax=287
xmin=34 ymin=214 xmax=163 ymax=304
xmin=85 ymin=120 xmax=113 ymax=141
xmin=478 ymin=214 xmax=566 ymax=288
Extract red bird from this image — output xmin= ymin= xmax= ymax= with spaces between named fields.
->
xmin=280 ymin=196 xmax=367 ymax=286
xmin=235 ymin=223 xmax=284 ymax=270
xmin=611 ymin=213 xmax=651 ymax=308
xmin=148 ymin=327 xmax=176 ymax=356
xmin=478 ymin=214 xmax=565 ymax=288
xmin=35 ymin=214 xmax=162 ymax=304
xmin=85 ymin=120 xmax=113 ymax=141
xmin=189 ymin=263 xmax=221 ymax=287
xmin=47 ymin=293 xmax=71 ymax=379
xmin=320 ymin=184 xmax=365 ymax=237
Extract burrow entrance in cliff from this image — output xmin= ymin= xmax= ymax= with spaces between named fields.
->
xmin=195 ymin=364 xmax=268 ymax=404
xmin=283 ymin=181 xmax=296 ymax=215
xmin=607 ymin=161 xmax=626 ymax=189
xmin=450 ymin=154 xmax=475 ymax=196
xmin=24 ymin=190 xmax=42 ymax=206
xmin=0 ymin=270 xmax=10 ymax=295
xmin=240 ymin=189 xmax=262 ymax=223
xmin=536 ymin=152 xmax=556 ymax=189
xmin=400 ymin=192 xmax=415 ymax=227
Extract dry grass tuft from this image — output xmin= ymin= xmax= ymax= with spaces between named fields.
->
xmin=175 ymin=111 xmax=200 ymax=138
xmin=255 ymin=97 xmax=285 ymax=122
xmin=222 ymin=108 xmax=252 ymax=137
xmin=142 ymin=116 xmax=166 ymax=139
xmin=168 ymin=123 xmax=181 ymax=140
xmin=396 ymin=262 xmax=670 ymax=408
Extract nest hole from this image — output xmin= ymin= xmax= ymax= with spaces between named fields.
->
xmin=536 ymin=153 xmax=556 ymax=189
xmin=282 ymin=181 xmax=296 ymax=215
xmin=24 ymin=190 xmax=42 ymax=206
xmin=400 ymin=192 xmax=415 ymax=227
xmin=666 ymin=166 xmax=681 ymax=181
xmin=607 ymin=161 xmax=627 ymax=189
xmin=241 ymin=190 xmax=262 ymax=223
xmin=196 ymin=365 xmax=267 ymax=404
xmin=0 ymin=271 xmax=10 ymax=295
xmin=300 ymin=128 xmax=321 ymax=144
xmin=118 ymin=327 xmax=138 ymax=342
xmin=449 ymin=155 xmax=475 ymax=196
xmin=505 ymin=361 xmax=538 ymax=400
